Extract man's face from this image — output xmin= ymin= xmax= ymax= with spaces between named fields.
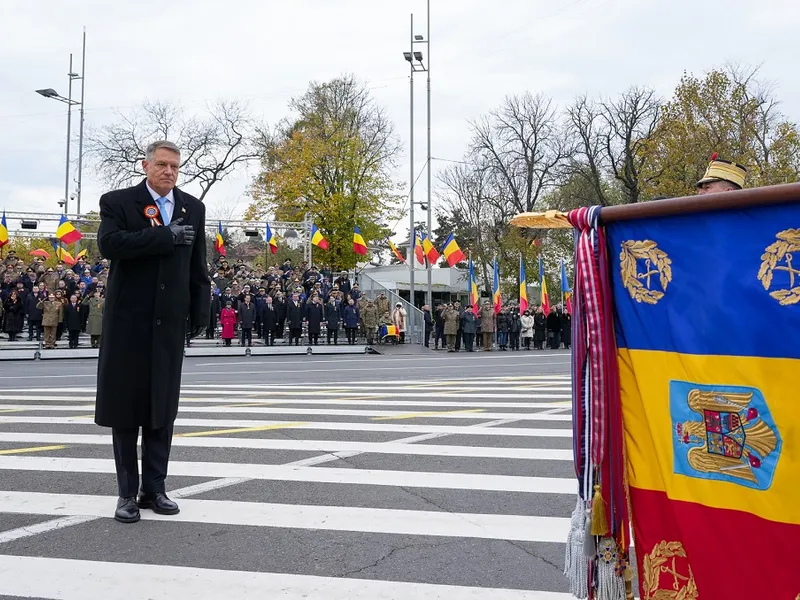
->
xmin=143 ymin=147 xmax=180 ymax=192
xmin=56 ymin=265 xmax=63 ymax=273
xmin=266 ymin=296 xmax=272 ymax=304
xmin=698 ymin=180 xmax=736 ymax=195
xmin=79 ymin=282 xmax=86 ymax=290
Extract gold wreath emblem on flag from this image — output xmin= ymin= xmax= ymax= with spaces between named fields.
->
xmin=620 ymin=240 xmax=672 ymax=304
xmin=643 ymin=541 xmax=697 ymax=600
xmin=758 ymin=229 xmax=800 ymax=306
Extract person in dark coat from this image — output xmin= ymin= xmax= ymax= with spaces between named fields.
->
xmin=286 ymin=292 xmax=304 ymax=345
xmin=64 ymin=293 xmax=83 ymax=349
xmin=273 ymin=292 xmax=287 ymax=339
xmin=460 ymin=306 xmax=478 ymax=352
xmin=533 ymin=307 xmax=547 ymax=350
xmin=253 ymin=288 xmax=267 ymax=338
xmin=496 ymin=309 xmax=510 ymax=350
xmin=3 ymin=290 xmax=23 ymax=341
xmin=24 ymin=287 xmax=45 ymax=341
xmin=546 ymin=307 xmax=562 ymax=349
xmin=422 ymin=304 xmax=433 ymax=348
xmin=306 ymin=297 xmax=324 ymax=345
xmin=508 ymin=310 xmax=522 ymax=351
xmin=560 ymin=309 xmax=571 ymax=350
xmin=261 ymin=295 xmax=278 ymax=346
xmin=206 ymin=291 xmax=221 ymax=339
xmin=434 ymin=303 xmax=446 ymax=350
xmin=342 ymin=298 xmax=360 ymax=345
xmin=94 ymin=140 xmax=210 ymax=524
xmin=238 ymin=294 xmax=256 ymax=347
xmin=325 ymin=297 xmax=341 ymax=345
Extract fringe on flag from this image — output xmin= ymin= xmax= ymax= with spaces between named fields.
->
xmin=564 ymin=498 xmax=588 ymax=599
xmin=596 ymin=538 xmax=626 ymax=600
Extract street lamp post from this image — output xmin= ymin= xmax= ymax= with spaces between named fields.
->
xmin=35 ymin=30 xmax=86 ymax=216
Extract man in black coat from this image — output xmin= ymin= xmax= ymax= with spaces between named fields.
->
xmin=94 ymin=140 xmax=210 ymax=524
xmin=64 ymin=293 xmax=83 ymax=349
xmin=261 ymin=295 xmax=278 ymax=345
xmin=286 ymin=292 xmax=304 ymax=345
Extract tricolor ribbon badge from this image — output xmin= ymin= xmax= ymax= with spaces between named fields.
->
xmin=144 ymin=205 xmax=162 ymax=227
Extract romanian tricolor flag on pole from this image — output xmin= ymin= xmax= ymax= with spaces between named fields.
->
xmin=492 ymin=257 xmax=501 ymax=314
xmin=468 ymin=255 xmax=479 ymax=315
xmin=538 ymin=255 xmax=549 ymax=315
xmin=441 ymin=233 xmax=465 ymax=267
xmin=51 ymin=239 xmax=75 ymax=266
xmin=56 ymin=215 xmax=81 ymax=244
xmin=508 ymin=181 xmax=800 ymax=600
xmin=519 ymin=256 xmax=528 ymax=314
xmin=214 ymin=221 xmax=226 ymax=256
xmin=0 ymin=212 xmax=8 ymax=248
xmin=311 ymin=224 xmax=329 ymax=250
xmin=265 ymin=224 xmax=278 ymax=254
xmin=421 ymin=232 xmax=440 ymax=264
xmin=386 ymin=237 xmax=406 ymax=264
xmin=560 ymin=258 xmax=572 ymax=314
xmin=413 ymin=231 xmax=425 ymax=265
xmin=76 ymin=248 xmax=88 ymax=261
xmin=353 ymin=225 xmax=368 ymax=256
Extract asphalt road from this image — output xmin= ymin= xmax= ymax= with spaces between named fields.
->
xmin=0 ymin=349 xmax=575 ymax=599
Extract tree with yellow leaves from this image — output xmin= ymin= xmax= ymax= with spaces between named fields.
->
xmin=247 ymin=75 xmax=402 ymax=269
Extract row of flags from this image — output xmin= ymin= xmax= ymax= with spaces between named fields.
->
xmin=0 ymin=213 xmax=85 ymax=266
xmin=468 ymin=254 xmax=572 ymax=316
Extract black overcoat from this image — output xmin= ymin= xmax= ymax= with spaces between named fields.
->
xmin=94 ymin=180 xmax=210 ymax=429
xmin=286 ymin=300 xmax=304 ymax=329
xmin=306 ymin=302 xmax=324 ymax=334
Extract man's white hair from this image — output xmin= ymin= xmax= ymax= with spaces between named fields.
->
xmin=145 ymin=140 xmax=181 ymax=161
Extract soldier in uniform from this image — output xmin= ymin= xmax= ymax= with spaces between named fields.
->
xmin=696 ymin=153 xmax=747 ymax=195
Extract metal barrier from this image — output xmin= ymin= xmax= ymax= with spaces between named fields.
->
xmin=357 ymin=271 xmax=425 ymax=345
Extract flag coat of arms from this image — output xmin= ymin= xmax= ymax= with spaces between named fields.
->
xmin=533 ymin=192 xmax=800 ymax=600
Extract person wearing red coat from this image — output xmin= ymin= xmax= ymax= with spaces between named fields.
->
xmin=220 ymin=302 xmax=237 ymax=346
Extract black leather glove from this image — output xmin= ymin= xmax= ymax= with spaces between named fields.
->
xmin=168 ymin=218 xmax=195 ymax=246
xmin=188 ymin=324 xmax=205 ymax=338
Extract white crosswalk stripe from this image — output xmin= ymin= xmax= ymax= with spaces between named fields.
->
xmin=0 ymin=373 xmax=576 ymax=599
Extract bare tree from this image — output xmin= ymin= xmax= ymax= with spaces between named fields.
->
xmin=87 ymin=100 xmax=264 ymax=201
xmin=469 ymin=93 xmax=572 ymax=218
xmin=567 ymin=87 xmax=662 ymax=204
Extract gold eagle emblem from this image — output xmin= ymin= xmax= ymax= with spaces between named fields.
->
xmin=758 ymin=229 xmax=800 ymax=305
xmin=620 ymin=240 xmax=672 ymax=304
xmin=643 ymin=541 xmax=697 ymax=600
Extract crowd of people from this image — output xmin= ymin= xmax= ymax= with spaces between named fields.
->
xmin=431 ymin=300 xmax=571 ymax=352
xmin=0 ymin=251 xmax=107 ymax=349
xmin=0 ymin=250 xmax=571 ymax=352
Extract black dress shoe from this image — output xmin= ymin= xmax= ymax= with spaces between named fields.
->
xmin=115 ymin=497 xmax=140 ymax=523
xmin=137 ymin=492 xmax=180 ymax=515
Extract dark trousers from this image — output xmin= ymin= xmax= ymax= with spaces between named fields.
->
xmin=290 ymin=327 xmax=302 ymax=345
xmin=241 ymin=327 xmax=252 ymax=346
xmin=264 ymin=328 xmax=275 ymax=346
xmin=56 ymin=322 xmax=64 ymax=340
xmin=455 ymin=329 xmax=462 ymax=351
xmin=434 ymin=329 xmax=444 ymax=349
xmin=463 ymin=332 xmax=475 ymax=352
xmin=277 ymin=319 xmax=286 ymax=338
xmin=28 ymin=319 xmax=42 ymax=341
xmin=327 ymin=329 xmax=338 ymax=344
xmin=346 ymin=327 xmax=357 ymax=344
xmin=510 ymin=332 xmax=520 ymax=350
xmin=309 ymin=332 xmax=319 ymax=345
xmin=68 ymin=328 xmax=80 ymax=348
xmin=112 ymin=424 xmax=174 ymax=498
xmin=549 ymin=331 xmax=561 ymax=349
xmin=424 ymin=327 xmax=432 ymax=348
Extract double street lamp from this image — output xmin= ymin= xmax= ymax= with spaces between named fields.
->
xmin=35 ymin=29 xmax=87 ymax=216
xmin=403 ymin=0 xmax=433 ymax=327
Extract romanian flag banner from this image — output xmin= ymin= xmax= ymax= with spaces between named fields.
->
xmin=386 ymin=237 xmax=406 ymax=264
xmin=604 ymin=202 xmax=800 ymax=599
xmin=492 ymin=258 xmax=502 ymax=314
xmin=56 ymin=215 xmax=82 ymax=244
xmin=413 ymin=231 xmax=425 ymax=265
xmin=0 ymin=212 xmax=8 ymax=248
xmin=353 ymin=226 xmax=368 ymax=256
xmin=215 ymin=222 xmax=226 ymax=256
xmin=265 ymin=224 xmax=278 ymax=254
xmin=380 ymin=324 xmax=399 ymax=338
xmin=560 ymin=259 xmax=572 ymax=314
xmin=311 ymin=224 xmax=329 ymax=250
xmin=51 ymin=239 xmax=76 ymax=266
xmin=421 ymin=232 xmax=440 ymax=264
xmin=441 ymin=233 xmax=465 ymax=267
xmin=468 ymin=257 xmax=479 ymax=315
xmin=76 ymin=248 xmax=88 ymax=261
xmin=538 ymin=256 xmax=549 ymax=315
xmin=519 ymin=256 xmax=528 ymax=314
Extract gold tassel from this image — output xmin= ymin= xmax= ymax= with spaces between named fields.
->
xmin=590 ymin=483 xmax=609 ymax=536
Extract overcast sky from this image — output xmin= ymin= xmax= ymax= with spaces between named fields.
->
xmin=2 ymin=0 xmax=798 ymax=232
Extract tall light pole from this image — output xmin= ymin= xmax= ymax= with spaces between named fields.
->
xmin=424 ymin=0 xmax=432 ymax=309
xmin=76 ymin=28 xmax=87 ymax=215
xmin=35 ymin=31 xmax=86 ymax=216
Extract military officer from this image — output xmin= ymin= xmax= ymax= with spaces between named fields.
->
xmin=696 ymin=153 xmax=747 ymax=195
